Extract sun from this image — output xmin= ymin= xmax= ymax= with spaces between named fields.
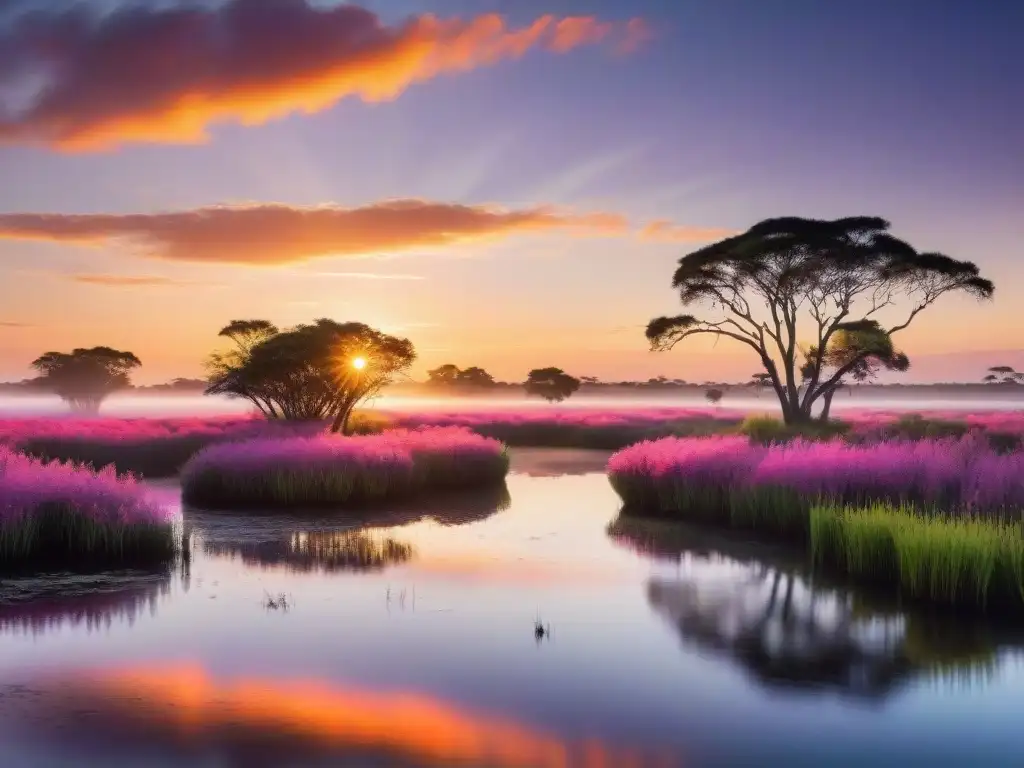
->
xmin=352 ymin=357 xmax=367 ymax=370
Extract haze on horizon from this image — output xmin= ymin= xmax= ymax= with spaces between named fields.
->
xmin=0 ymin=0 xmax=1020 ymax=386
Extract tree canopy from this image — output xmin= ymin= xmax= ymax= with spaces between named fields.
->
xmin=800 ymin=320 xmax=909 ymax=420
xmin=524 ymin=367 xmax=580 ymax=403
xmin=646 ymin=216 xmax=993 ymax=423
xmin=206 ymin=318 xmax=415 ymax=433
xmin=983 ymin=365 xmax=1023 ymax=385
xmin=30 ymin=346 xmax=141 ymax=413
xmin=425 ymin=364 xmax=497 ymax=388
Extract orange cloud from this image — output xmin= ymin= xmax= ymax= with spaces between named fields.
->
xmin=0 ymin=201 xmax=630 ymax=264
xmin=639 ymin=220 xmax=738 ymax=243
xmin=0 ymin=1 xmax=647 ymax=150
xmin=36 ymin=665 xmax=681 ymax=767
xmin=71 ymin=274 xmax=195 ymax=287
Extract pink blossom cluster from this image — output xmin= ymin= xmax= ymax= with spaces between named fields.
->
xmin=181 ymin=426 xmax=507 ymax=484
xmin=386 ymin=407 xmax=738 ymax=428
xmin=0 ymin=446 xmax=172 ymax=526
xmin=607 ymin=435 xmax=1024 ymax=511
xmin=0 ymin=415 xmax=316 ymax=445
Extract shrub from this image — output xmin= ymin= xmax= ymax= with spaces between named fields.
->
xmin=0 ymin=447 xmax=175 ymax=570
xmin=737 ymin=414 xmax=851 ymax=444
xmin=180 ymin=427 xmax=509 ymax=510
xmin=608 ymin=434 xmax=1024 ymax=523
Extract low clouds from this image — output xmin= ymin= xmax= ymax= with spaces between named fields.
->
xmin=0 ymin=200 xmax=631 ymax=264
xmin=639 ymin=220 xmax=739 ymax=243
xmin=0 ymin=0 xmax=646 ymax=150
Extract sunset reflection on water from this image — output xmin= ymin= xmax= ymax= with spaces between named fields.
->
xmin=24 ymin=664 xmax=681 ymax=768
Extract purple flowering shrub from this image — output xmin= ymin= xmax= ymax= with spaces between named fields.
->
xmin=0 ymin=446 xmax=175 ymax=569
xmin=180 ymin=427 xmax=509 ymax=509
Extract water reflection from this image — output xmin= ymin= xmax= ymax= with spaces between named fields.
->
xmin=13 ymin=664 xmax=679 ymax=768
xmin=191 ymin=486 xmax=511 ymax=576
xmin=205 ymin=530 xmax=415 ymax=573
xmin=610 ymin=516 xmax=1021 ymax=698
xmin=0 ymin=569 xmax=173 ymax=636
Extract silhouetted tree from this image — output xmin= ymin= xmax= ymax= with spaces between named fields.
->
xmin=705 ymin=387 xmax=724 ymax=406
xmin=206 ymin=319 xmax=415 ymax=433
xmin=749 ymin=372 xmax=773 ymax=397
xmin=800 ymin=320 xmax=910 ymax=421
xmin=426 ymin=364 xmax=462 ymax=386
xmin=524 ymin=368 xmax=580 ymax=403
xmin=984 ymin=365 xmax=1023 ymax=385
xmin=205 ymin=319 xmax=281 ymax=416
xmin=646 ymin=217 xmax=993 ymax=424
xmin=456 ymin=366 xmax=496 ymax=388
xmin=30 ymin=347 xmax=141 ymax=413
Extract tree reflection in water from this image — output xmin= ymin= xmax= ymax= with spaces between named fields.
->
xmin=609 ymin=516 xmax=1021 ymax=699
xmin=193 ymin=485 xmax=510 ymax=574
xmin=205 ymin=531 xmax=414 ymax=573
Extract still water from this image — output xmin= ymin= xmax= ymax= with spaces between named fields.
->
xmin=2 ymin=449 xmax=1024 ymax=767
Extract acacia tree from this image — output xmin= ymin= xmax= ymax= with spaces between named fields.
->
xmin=206 ymin=319 xmax=415 ymax=433
xmin=983 ymin=365 xmax=1023 ymax=385
xmin=705 ymin=387 xmax=724 ymax=406
xmin=749 ymin=372 xmax=773 ymax=397
xmin=205 ymin=319 xmax=280 ymax=417
xmin=31 ymin=347 xmax=141 ymax=413
xmin=800 ymin=320 xmax=909 ymax=421
xmin=524 ymin=367 xmax=580 ymax=403
xmin=647 ymin=217 xmax=993 ymax=424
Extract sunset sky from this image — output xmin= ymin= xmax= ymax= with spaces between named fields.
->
xmin=0 ymin=0 xmax=1021 ymax=384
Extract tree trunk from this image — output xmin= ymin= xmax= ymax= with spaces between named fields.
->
xmin=330 ymin=402 xmax=356 ymax=434
xmin=819 ymin=386 xmax=838 ymax=422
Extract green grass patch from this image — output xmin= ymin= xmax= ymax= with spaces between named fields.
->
xmin=810 ymin=502 xmax=1024 ymax=610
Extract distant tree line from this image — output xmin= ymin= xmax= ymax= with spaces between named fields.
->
xmin=9 ymin=215 xmax=1001 ymax=424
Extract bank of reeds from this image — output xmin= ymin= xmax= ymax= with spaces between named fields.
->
xmin=0 ymin=447 xmax=176 ymax=571
xmin=607 ymin=435 xmax=1024 ymax=612
xmin=810 ymin=503 xmax=1024 ymax=609
xmin=180 ymin=427 xmax=509 ymax=510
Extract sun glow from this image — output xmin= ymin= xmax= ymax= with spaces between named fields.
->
xmin=352 ymin=357 xmax=367 ymax=370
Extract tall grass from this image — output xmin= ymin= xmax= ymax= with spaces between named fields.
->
xmin=0 ymin=446 xmax=175 ymax=570
xmin=607 ymin=435 xmax=1024 ymax=611
xmin=180 ymin=427 xmax=509 ymax=510
xmin=810 ymin=502 xmax=1024 ymax=609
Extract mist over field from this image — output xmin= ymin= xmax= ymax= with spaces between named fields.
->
xmin=3 ymin=389 xmax=1024 ymax=418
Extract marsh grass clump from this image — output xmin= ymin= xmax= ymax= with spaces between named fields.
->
xmin=810 ymin=502 xmax=1024 ymax=609
xmin=608 ymin=435 xmax=1024 ymax=612
xmin=387 ymin=408 xmax=743 ymax=449
xmin=180 ymin=427 xmax=509 ymax=510
xmin=0 ymin=447 xmax=175 ymax=571
xmin=2 ymin=416 xmax=325 ymax=477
